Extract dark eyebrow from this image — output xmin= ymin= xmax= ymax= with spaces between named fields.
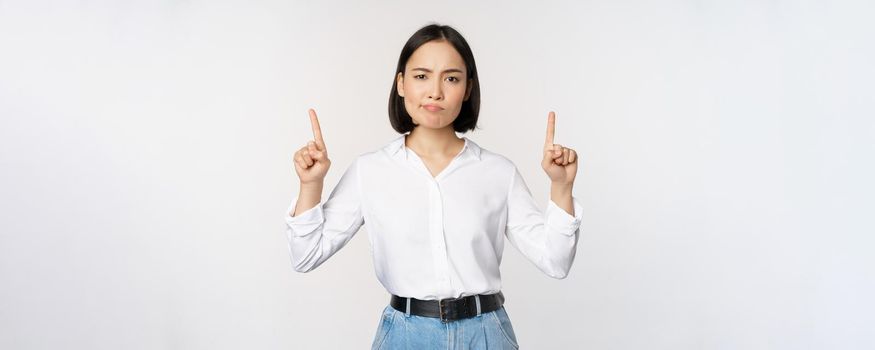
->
xmin=411 ymin=67 xmax=464 ymax=74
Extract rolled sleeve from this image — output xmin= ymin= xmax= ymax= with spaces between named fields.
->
xmin=285 ymin=198 xmax=325 ymax=237
xmin=545 ymin=197 xmax=584 ymax=236
xmin=505 ymin=165 xmax=582 ymax=279
xmin=283 ymin=158 xmax=364 ymax=273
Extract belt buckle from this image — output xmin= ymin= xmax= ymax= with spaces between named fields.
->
xmin=438 ymin=298 xmax=448 ymax=323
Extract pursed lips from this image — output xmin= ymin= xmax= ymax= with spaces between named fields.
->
xmin=423 ymin=104 xmax=444 ymax=112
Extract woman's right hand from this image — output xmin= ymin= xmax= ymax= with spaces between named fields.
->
xmin=293 ymin=108 xmax=331 ymax=184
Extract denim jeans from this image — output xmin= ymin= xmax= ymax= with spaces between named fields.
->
xmin=371 ymin=303 xmax=520 ymax=349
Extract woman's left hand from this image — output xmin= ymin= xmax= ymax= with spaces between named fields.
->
xmin=541 ymin=111 xmax=579 ymax=185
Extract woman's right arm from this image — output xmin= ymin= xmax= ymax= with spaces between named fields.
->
xmin=291 ymin=109 xmax=331 ymax=216
xmin=285 ymin=109 xmax=364 ymax=272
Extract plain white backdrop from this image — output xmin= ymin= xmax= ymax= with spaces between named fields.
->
xmin=1 ymin=0 xmax=873 ymax=349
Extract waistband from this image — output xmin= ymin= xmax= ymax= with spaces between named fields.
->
xmin=389 ymin=291 xmax=505 ymax=323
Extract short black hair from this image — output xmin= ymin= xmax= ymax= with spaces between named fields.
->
xmin=388 ymin=23 xmax=481 ymax=134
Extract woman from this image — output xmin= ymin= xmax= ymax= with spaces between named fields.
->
xmin=286 ymin=23 xmax=582 ymax=349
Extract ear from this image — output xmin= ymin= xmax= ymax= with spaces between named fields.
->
xmin=464 ymin=78 xmax=473 ymax=101
xmin=396 ymin=72 xmax=405 ymax=97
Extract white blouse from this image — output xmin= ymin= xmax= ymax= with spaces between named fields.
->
xmin=285 ymin=135 xmax=584 ymax=300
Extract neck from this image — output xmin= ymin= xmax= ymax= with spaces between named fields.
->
xmin=405 ymin=126 xmax=463 ymax=158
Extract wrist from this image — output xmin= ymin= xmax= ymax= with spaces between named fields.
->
xmin=300 ymin=181 xmax=324 ymax=191
xmin=550 ymin=181 xmax=573 ymax=192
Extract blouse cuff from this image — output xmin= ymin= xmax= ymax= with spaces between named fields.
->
xmin=545 ymin=197 xmax=584 ymax=236
xmin=285 ymin=197 xmax=325 ymax=237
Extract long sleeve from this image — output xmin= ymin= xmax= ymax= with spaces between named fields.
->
xmin=285 ymin=158 xmax=364 ymax=273
xmin=505 ymin=166 xmax=583 ymax=279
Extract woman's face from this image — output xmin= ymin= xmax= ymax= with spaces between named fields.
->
xmin=397 ymin=40 xmax=472 ymax=130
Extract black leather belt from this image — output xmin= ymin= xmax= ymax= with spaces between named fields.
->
xmin=390 ymin=291 xmax=505 ymax=323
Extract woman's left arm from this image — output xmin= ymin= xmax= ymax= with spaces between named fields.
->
xmin=502 ymin=112 xmax=582 ymax=279
xmin=542 ymin=111 xmax=578 ymax=216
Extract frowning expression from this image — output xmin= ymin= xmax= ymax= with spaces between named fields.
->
xmin=396 ymin=40 xmax=472 ymax=130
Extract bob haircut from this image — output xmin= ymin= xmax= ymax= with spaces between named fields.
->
xmin=388 ymin=24 xmax=481 ymax=134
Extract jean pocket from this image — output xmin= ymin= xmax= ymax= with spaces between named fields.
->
xmin=490 ymin=306 xmax=520 ymax=349
xmin=371 ymin=305 xmax=397 ymax=350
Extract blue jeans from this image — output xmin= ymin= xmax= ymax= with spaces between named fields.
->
xmin=371 ymin=303 xmax=520 ymax=349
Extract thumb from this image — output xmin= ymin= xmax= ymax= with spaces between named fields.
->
xmin=307 ymin=141 xmax=325 ymax=161
xmin=542 ymin=148 xmax=556 ymax=168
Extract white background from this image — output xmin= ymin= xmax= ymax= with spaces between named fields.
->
xmin=1 ymin=0 xmax=873 ymax=349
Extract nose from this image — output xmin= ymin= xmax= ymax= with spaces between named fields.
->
xmin=428 ymin=79 xmax=443 ymax=100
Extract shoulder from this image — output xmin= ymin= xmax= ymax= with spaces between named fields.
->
xmin=463 ymin=138 xmax=522 ymax=188
xmin=466 ymin=137 xmax=517 ymax=170
xmin=464 ymin=140 xmax=524 ymax=193
xmin=480 ymin=149 xmax=517 ymax=172
xmin=348 ymin=135 xmax=405 ymax=165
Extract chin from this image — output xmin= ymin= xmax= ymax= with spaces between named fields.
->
xmin=412 ymin=114 xmax=452 ymax=129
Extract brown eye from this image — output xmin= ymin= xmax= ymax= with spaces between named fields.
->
xmin=414 ymin=74 xmax=426 ymax=79
xmin=447 ymin=76 xmax=460 ymax=82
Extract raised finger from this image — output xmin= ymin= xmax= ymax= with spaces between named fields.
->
xmin=545 ymin=111 xmax=556 ymax=148
xmin=309 ymin=109 xmax=326 ymax=150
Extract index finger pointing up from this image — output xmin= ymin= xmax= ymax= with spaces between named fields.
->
xmin=545 ymin=111 xmax=556 ymax=147
xmin=309 ymin=108 xmax=325 ymax=149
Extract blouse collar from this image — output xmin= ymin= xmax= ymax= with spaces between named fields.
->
xmin=385 ymin=134 xmax=482 ymax=161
